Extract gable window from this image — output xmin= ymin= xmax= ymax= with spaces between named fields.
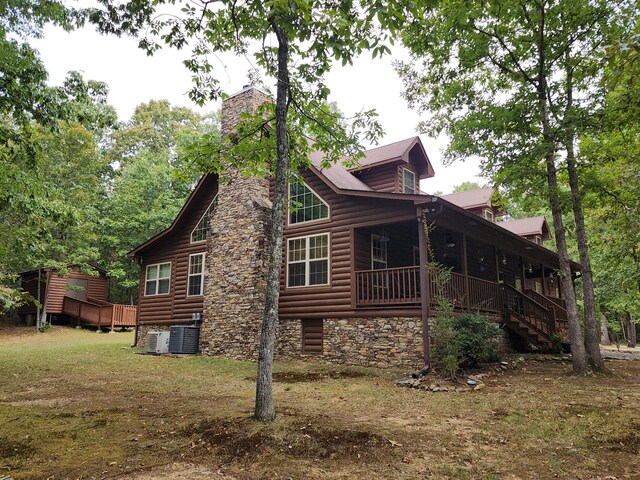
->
xmin=533 ymin=235 xmax=542 ymax=245
xmin=402 ymin=168 xmax=416 ymax=194
xmin=289 ymin=178 xmax=329 ymax=225
xmin=187 ymin=253 xmax=205 ymax=296
xmin=483 ymin=209 xmax=494 ymax=222
xmin=191 ymin=196 xmax=218 ymax=243
xmin=371 ymin=234 xmax=388 ymax=270
xmin=145 ymin=262 xmax=171 ymax=296
xmin=287 ymin=233 xmax=330 ymax=288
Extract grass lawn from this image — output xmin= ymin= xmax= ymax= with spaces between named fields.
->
xmin=1 ymin=326 xmax=639 ymax=480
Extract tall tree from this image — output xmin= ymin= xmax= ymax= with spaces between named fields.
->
xmin=91 ymin=0 xmax=406 ymax=420
xmin=397 ymin=0 xmax=631 ymax=373
xmin=100 ymin=101 xmax=213 ymax=304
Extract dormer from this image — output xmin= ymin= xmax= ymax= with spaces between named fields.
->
xmin=498 ymin=216 xmax=552 ymax=245
xmin=347 ymin=137 xmax=435 ymax=194
xmin=441 ymin=187 xmax=505 ymax=223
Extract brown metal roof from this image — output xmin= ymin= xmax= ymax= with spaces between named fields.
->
xmin=441 ymin=187 xmax=494 ymax=209
xmin=346 ymin=137 xmax=435 ymax=179
xmin=498 ymin=216 xmax=551 ymax=240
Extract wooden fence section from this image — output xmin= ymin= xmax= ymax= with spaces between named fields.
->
xmin=62 ymin=296 xmax=137 ymax=331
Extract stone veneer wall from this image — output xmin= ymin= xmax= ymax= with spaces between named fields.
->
xmin=277 ymin=317 xmax=425 ymax=368
xmin=200 ymin=86 xmax=273 ymax=359
xmin=136 ymin=324 xmax=170 ymax=349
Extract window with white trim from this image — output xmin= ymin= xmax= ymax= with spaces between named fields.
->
xmin=483 ymin=209 xmax=494 ymax=222
xmin=289 ymin=179 xmax=329 ymax=224
xmin=533 ymin=235 xmax=542 ymax=245
xmin=287 ymin=233 xmax=329 ymax=287
xmin=191 ymin=196 xmax=218 ymax=243
xmin=402 ymin=168 xmax=416 ymax=194
xmin=371 ymin=234 xmax=388 ymax=270
xmin=145 ymin=262 xmax=171 ymax=296
xmin=187 ymin=253 xmax=205 ymax=296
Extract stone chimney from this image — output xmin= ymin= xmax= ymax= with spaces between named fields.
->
xmin=201 ymin=86 xmax=274 ymax=359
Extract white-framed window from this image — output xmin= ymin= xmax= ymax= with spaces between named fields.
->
xmin=371 ymin=234 xmax=388 ymax=270
xmin=191 ymin=196 xmax=218 ymax=243
xmin=402 ymin=168 xmax=416 ymax=194
xmin=145 ymin=262 xmax=171 ymax=296
xmin=289 ymin=178 xmax=330 ymax=225
xmin=533 ymin=235 xmax=542 ymax=245
xmin=187 ymin=253 xmax=205 ymax=296
xmin=287 ymin=233 xmax=330 ymax=288
xmin=483 ymin=209 xmax=494 ymax=222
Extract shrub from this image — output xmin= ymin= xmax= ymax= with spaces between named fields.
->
xmin=453 ymin=312 xmax=501 ymax=368
xmin=430 ymin=299 xmax=460 ymax=379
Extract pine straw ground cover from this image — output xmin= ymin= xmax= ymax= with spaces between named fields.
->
xmin=0 ymin=326 xmax=639 ymax=480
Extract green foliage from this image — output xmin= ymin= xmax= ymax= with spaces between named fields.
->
xmin=452 ymin=181 xmax=483 ymax=193
xmin=99 ymin=101 xmax=216 ymax=303
xmin=37 ymin=322 xmax=52 ymax=333
xmin=453 ymin=312 xmax=501 ymax=368
xmin=430 ymin=299 xmax=460 ymax=380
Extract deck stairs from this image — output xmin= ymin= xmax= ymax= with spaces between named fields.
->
xmin=499 ymin=284 xmax=568 ymax=350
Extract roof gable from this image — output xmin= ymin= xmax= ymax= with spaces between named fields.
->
xmin=498 ymin=216 xmax=551 ymax=240
xmin=441 ymin=187 xmax=495 ymax=210
xmin=347 ymin=137 xmax=435 ymax=179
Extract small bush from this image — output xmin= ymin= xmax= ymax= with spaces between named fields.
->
xmin=453 ymin=312 xmax=501 ymax=368
xmin=38 ymin=322 xmax=52 ymax=333
xmin=430 ymin=301 xmax=501 ymax=377
xmin=430 ymin=299 xmax=460 ymax=379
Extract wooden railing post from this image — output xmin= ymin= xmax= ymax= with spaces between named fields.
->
xmin=462 ymin=233 xmax=469 ymax=307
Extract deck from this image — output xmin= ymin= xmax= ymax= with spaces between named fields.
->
xmin=355 ymin=266 xmax=569 ymax=348
xmin=62 ymin=296 xmax=137 ymax=331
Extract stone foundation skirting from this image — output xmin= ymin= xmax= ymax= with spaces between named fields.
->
xmin=136 ymin=324 xmax=171 ymax=349
xmin=277 ymin=317 xmax=425 ymax=368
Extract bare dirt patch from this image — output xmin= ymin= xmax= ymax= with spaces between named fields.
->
xmin=116 ymin=462 xmax=234 ymax=479
xmin=246 ymin=369 xmax=370 ymax=383
xmin=183 ymin=417 xmax=388 ymax=462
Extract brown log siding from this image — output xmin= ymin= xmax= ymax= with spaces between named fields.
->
xmin=137 ymin=177 xmax=218 ymax=325
xmin=279 ymin=170 xmax=419 ymax=319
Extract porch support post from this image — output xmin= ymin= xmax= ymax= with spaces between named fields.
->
xmin=520 ymin=256 xmax=526 ymax=292
xmin=462 ymin=234 xmax=469 ymax=306
xmin=417 ymin=208 xmax=431 ymax=368
xmin=540 ymin=263 xmax=547 ymax=295
xmin=494 ymin=246 xmax=500 ymax=283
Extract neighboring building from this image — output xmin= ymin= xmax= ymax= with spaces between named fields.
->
xmin=498 ymin=215 xmax=552 ymax=246
xmin=441 ymin=187 xmax=504 ymax=223
xmin=129 ymin=86 xmax=576 ymax=368
xmin=17 ymin=266 xmax=136 ymax=331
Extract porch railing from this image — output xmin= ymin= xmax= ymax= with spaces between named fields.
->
xmin=62 ymin=296 xmax=137 ymax=331
xmin=525 ymin=289 xmax=568 ymax=338
xmin=355 ymin=266 xmax=421 ymax=305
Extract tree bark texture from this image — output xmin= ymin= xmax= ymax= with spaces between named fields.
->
xmin=536 ymin=6 xmax=589 ymax=374
xmin=254 ymin=23 xmax=289 ymax=422
xmin=627 ymin=312 xmax=637 ymax=348
xmin=565 ymin=141 xmax=608 ymax=371
xmin=563 ymin=52 xmax=607 ymax=372
xmin=600 ymin=313 xmax=611 ymax=345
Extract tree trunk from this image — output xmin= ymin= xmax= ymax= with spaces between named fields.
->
xmin=254 ymin=22 xmax=289 ymax=423
xmin=600 ymin=313 xmax=611 ymax=345
xmin=536 ymin=6 xmax=589 ymax=374
xmin=565 ymin=143 xmax=608 ymax=371
xmin=627 ymin=312 xmax=637 ymax=348
xmin=562 ymin=51 xmax=607 ymax=372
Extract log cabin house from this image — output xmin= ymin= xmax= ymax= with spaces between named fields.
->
xmin=17 ymin=266 xmax=136 ymax=331
xmin=129 ymin=86 xmax=576 ymax=368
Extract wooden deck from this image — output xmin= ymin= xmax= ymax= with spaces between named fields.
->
xmin=62 ymin=296 xmax=137 ymax=331
xmin=355 ymin=266 xmax=569 ymax=348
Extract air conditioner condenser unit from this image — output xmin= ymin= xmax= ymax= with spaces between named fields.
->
xmin=146 ymin=331 xmax=170 ymax=354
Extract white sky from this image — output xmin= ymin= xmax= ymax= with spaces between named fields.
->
xmin=33 ymin=24 xmax=483 ymax=194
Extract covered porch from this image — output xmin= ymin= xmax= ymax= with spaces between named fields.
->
xmin=353 ymin=218 xmax=570 ymax=347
